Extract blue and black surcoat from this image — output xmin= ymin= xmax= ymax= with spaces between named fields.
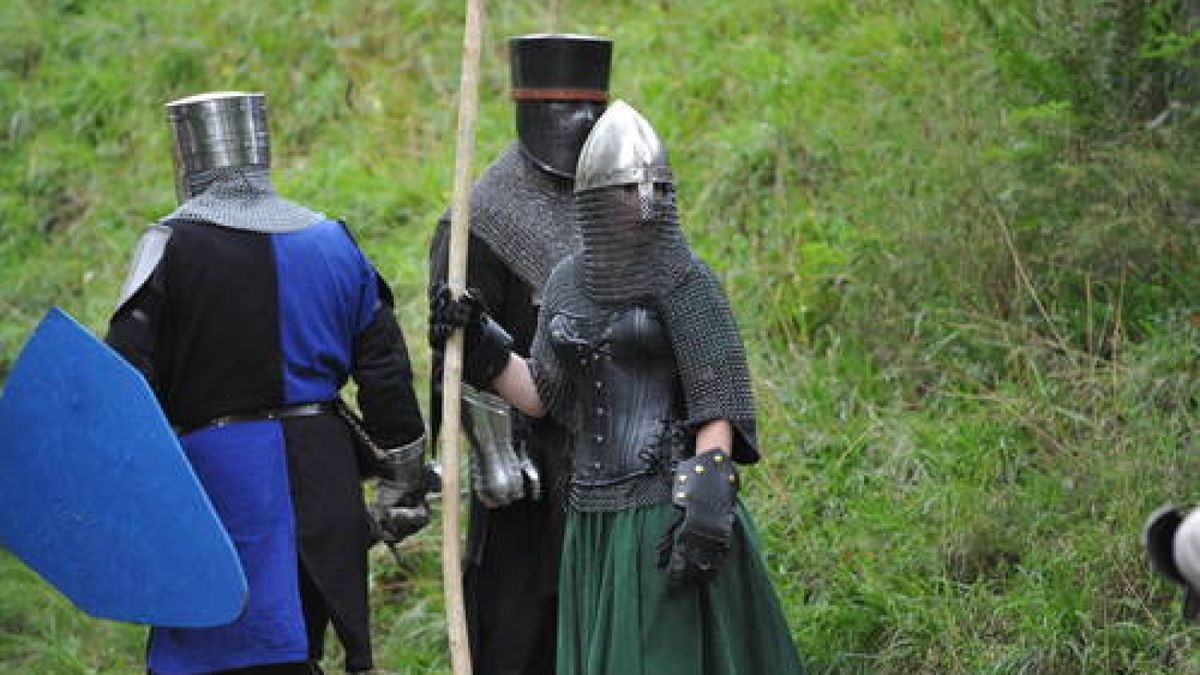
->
xmin=108 ymin=216 xmax=423 ymax=673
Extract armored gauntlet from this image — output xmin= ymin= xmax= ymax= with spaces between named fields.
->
xmin=657 ymin=448 xmax=738 ymax=586
xmin=370 ymin=435 xmax=431 ymax=544
xmin=462 ymin=384 xmax=525 ymax=507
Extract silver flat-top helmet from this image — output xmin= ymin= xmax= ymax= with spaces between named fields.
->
xmin=166 ymin=91 xmax=270 ymax=202
xmin=158 ymin=91 xmax=323 ymax=234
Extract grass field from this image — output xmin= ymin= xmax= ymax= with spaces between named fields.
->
xmin=1 ymin=0 xmax=1197 ymax=672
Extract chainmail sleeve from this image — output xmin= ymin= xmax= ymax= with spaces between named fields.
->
xmin=659 ymin=258 xmax=759 ymax=464
xmin=528 ymin=258 xmax=579 ymax=429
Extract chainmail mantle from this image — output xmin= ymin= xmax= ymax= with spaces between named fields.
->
xmin=164 ymin=166 xmax=325 ymax=233
xmin=453 ymin=144 xmax=581 ymax=295
xmin=531 ymin=255 xmax=759 ymax=465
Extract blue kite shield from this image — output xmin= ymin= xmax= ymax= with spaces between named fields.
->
xmin=0 ymin=308 xmax=247 ymax=627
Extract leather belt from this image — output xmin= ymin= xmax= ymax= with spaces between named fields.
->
xmin=180 ymin=401 xmax=335 ymax=435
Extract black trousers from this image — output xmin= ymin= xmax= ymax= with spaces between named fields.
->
xmin=465 ymin=496 xmax=559 ymax=675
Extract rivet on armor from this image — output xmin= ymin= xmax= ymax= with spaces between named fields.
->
xmin=678 ymin=475 xmax=687 ymax=482
xmin=676 ymin=492 xmax=686 ymax=500
xmin=729 ymin=475 xmax=736 ymax=483
xmin=714 ymin=454 xmax=724 ymax=463
xmin=695 ymin=465 xmax=705 ymax=474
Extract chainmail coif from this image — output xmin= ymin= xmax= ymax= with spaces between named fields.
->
xmin=165 ymin=166 xmax=325 ymax=233
xmin=576 ymin=183 xmax=693 ymax=307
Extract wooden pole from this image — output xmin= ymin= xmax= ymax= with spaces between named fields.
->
xmin=441 ymin=0 xmax=483 ymax=673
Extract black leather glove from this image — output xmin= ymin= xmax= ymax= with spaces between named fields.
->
xmin=368 ymin=437 xmax=431 ymax=545
xmin=657 ymin=448 xmax=738 ymax=587
xmin=429 ymin=283 xmax=513 ymax=388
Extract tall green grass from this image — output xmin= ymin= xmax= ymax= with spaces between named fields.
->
xmin=1 ymin=0 xmax=1196 ymax=672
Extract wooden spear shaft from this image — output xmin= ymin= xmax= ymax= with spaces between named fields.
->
xmin=440 ymin=0 xmax=483 ymax=673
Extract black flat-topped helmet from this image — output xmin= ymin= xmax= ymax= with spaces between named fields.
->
xmin=509 ymin=34 xmax=612 ymax=178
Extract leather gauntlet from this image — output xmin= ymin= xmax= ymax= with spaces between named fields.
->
xmin=429 ymin=284 xmax=514 ymax=389
xmin=657 ymin=448 xmax=738 ymax=586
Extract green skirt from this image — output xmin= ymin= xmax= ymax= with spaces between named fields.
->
xmin=557 ymin=501 xmax=804 ymax=675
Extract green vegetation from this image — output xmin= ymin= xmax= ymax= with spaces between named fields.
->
xmin=2 ymin=0 xmax=1197 ymax=672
